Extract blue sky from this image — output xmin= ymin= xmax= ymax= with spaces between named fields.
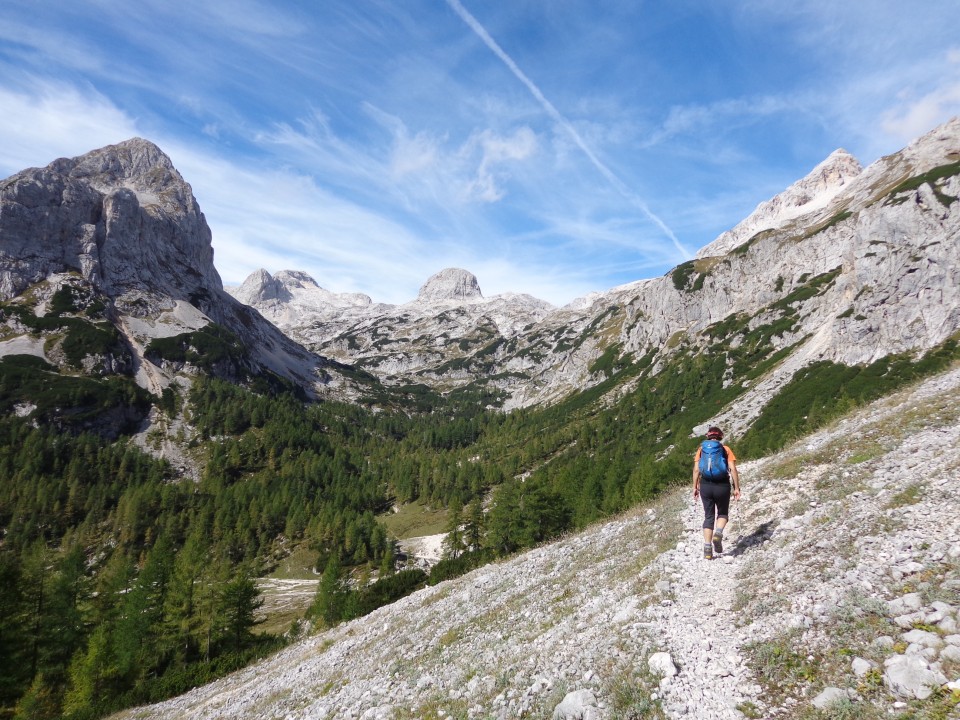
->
xmin=1 ymin=1 xmax=958 ymax=306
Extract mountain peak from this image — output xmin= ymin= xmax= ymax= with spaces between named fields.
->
xmin=232 ymin=269 xmax=290 ymax=304
xmin=0 ymin=138 xmax=219 ymax=302
xmin=416 ymin=268 xmax=483 ymax=303
xmin=696 ymin=147 xmax=863 ymax=258
xmin=274 ymin=270 xmax=321 ymax=290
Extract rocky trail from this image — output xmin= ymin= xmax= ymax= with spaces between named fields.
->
xmin=118 ymin=365 xmax=960 ymax=720
xmin=642 ymin=506 xmax=760 ymax=718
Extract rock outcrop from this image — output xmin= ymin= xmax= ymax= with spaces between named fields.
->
xmin=0 ymin=140 xmax=367 ymax=408
xmin=227 ymin=266 xmax=555 ymax=387
xmin=696 ymin=147 xmax=864 ymax=259
xmin=0 ymin=138 xmax=219 ymax=305
xmin=416 ymin=267 xmax=483 ymax=303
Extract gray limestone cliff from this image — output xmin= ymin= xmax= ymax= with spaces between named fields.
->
xmin=228 ymin=117 xmax=960 ymax=420
xmin=416 ymin=268 xmax=483 ymax=303
xmin=696 ymin=148 xmax=864 ymax=259
xmin=0 ymin=139 xmax=364 ymax=404
xmin=0 ymin=138 xmax=220 ymax=306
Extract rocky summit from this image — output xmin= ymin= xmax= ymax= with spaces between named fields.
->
xmin=695 ymin=147 xmax=864 ymax=259
xmin=0 ymin=138 xmax=220 ymax=303
xmin=0 ymin=139 xmax=367 ymax=413
xmin=416 ymin=267 xmax=484 ymax=302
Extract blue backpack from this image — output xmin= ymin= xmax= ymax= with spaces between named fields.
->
xmin=699 ymin=440 xmax=729 ymax=481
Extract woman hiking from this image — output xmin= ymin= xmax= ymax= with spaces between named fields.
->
xmin=692 ymin=426 xmax=741 ymax=559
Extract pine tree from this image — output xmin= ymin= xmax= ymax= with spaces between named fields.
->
xmin=311 ymin=554 xmax=346 ymax=627
xmin=442 ymin=498 xmax=465 ymax=560
xmin=217 ymin=567 xmax=263 ymax=654
xmin=464 ymin=496 xmax=485 ymax=551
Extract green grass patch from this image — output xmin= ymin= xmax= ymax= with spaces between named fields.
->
xmin=805 ymin=209 xmax=854 ymax=239
xmin=671 ymin=260 xmax=697 ymax=290
xmin=886 ymin=485 xmax=923 ymax=508
xmin=770 ymin=267 xmax=841 ymax=313
xmin=732 ymin=228 xmax=777 ymax=256
xmin=268 ymin=543 xmax=320 ymax=580
xmin=0 ymin=354 xmax=151 ymax=435
xmin=379 ymin=502 xmax=450 ymax=539
xmin=589 ymin=343 xmax=626 ymax=377
xmin=885 ymin=160 xmax=960 ymax=207
xmin=740 ymin=336 xmax=960 ymax=456
xmin=145 ymin=323 xmax=249 ymax=374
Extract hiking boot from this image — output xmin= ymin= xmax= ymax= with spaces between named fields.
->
xmin=713 ymin=535 xmax=723 ymax=555
xmin=703 ymin=543 xmax=713 ymax=560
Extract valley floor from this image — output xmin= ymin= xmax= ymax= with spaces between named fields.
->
xmin=117 ymin=366 xmax=960 ymax=720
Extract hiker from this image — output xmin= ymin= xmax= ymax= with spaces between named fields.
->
xmin=692 ymin=426 xmax=741 ymax=559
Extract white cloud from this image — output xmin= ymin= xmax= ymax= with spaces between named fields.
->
xmin=880 ymin=50 xmax=960 ymax=143
xmin=164 ymin=144 xmax=439 ymax=303
xmin=390 ymin=130 xmax=441 ymax=177
xmin=640 ymin=95 xmax=800 ymax=151
xmin=0 ymin=81 xmax=138 ymax=176
xmin=462 ymin=127 xmax=538 ymax=203
xmin=445 ymin=0 xmax=685 ymax=254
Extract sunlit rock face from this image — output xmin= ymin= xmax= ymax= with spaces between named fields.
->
xmin=0 ymin=138 xmax=220 ymax=306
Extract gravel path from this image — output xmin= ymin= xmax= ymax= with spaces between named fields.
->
xmin=643 ymin=514 xmax=760 ymax=718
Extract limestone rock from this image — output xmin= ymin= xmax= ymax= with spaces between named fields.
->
xmin=417 ymin=267 xmax=483 ymax=303
xmin=648 ymin=651 xmax=678 ymax=678
xmin=0 ymin=139 xmax=363 ymax=407
xmin=0 ymin=138 xmax=220 ymax=303
xmin=851 ymin=657 xmax=873 ymax=678
xmin=552 ymin=689 xmax=600 ymax=720
xmin=226 ymin=117 xmax=960 ymax=419
xmin=697 ymin=148 xmax=863 ymax=259
xmin=884 ymin=654 xmax=948 ymax=700
xmin=812 ymin=687 xmax=851 ymax=710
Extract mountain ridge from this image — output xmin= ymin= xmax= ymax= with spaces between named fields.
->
xmin=227 ymin=117 xmax=960 ymax=420
xmin=0 ymin=138 xmax=371 ymax=408
xmin=0 ymin=116 xmax=958 ymax=720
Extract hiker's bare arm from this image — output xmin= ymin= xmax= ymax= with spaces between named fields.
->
xmin=730 ymin=460 xmax=741 ymax=500
xmin=692 ymin=462 xmax=700 ymax=498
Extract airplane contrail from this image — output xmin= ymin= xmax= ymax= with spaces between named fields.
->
xmin=444 ymin=0 xmax=691 ymax=258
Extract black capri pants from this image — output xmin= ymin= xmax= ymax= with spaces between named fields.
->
xmin=700 ymin=480 xmax=731 ymax=530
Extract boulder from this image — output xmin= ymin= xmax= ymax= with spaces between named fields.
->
xmin=552 ymin=689 xmax=601 ymax=720
xmin=884 ymin=654 xmax=948 ymax=700
xmin=648 ymin=652 xmax=678 ymax=678
xmin=812 ymin=687 xmax=850 ymax=710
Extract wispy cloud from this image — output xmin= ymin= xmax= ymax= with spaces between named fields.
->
xmin=460 ymin=127 xmax=538 ymax=203
xmin=444 ymin=0 xmax=690 ymax=257
xmin=0 ymin=80 xmax=138 ymax=173
xmin=881 ymin=49 xmax=960 ymax=143
xmin=1 ymin=1 xmax=957 ymax=306
xmin=640 ymin=95 xmax=804 ymax=151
